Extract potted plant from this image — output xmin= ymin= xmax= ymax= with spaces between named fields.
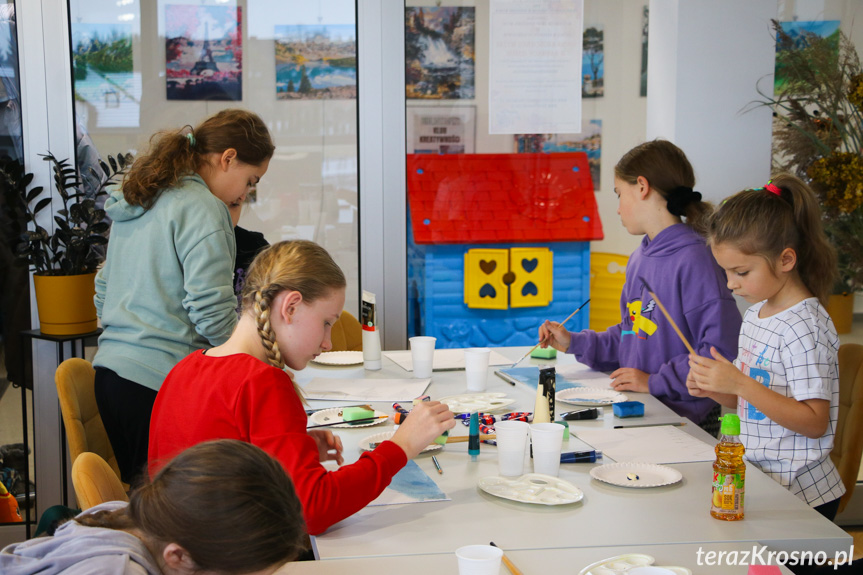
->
xmin=757 ymin=20 xmax=863 ymax=332
xmin=0 ymin=151 xmax=132 ymax=335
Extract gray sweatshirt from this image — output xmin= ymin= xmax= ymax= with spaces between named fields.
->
xmin=0 ymin=502 xmax=160 ymax=575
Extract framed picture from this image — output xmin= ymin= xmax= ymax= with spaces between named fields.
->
xmin=405 ymin=7 xmax=476 ymax=100
xmin=165 ymin=4 xmax=242 ymax=101
xmin=407 ymin=106 xmax=476 ymax=154
xmin=275 ymin=24 xmax=357 ymax=100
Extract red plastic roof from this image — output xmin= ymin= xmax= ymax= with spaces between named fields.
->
xmin=407 ymin=153 xmax=603 ymax=245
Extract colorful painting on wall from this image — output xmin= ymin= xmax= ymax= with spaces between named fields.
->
xmin=640 ymin=6 xmax=648 ymax=97
xmin=275 ymin=24 xmax=357 ymax=100
xmin=775 ymin=20 xmax=841 ymax=94
xmin=165 ymin=5 xmax=242 ymax=101
xmin=583 ymin=25 xmax=603 ymax=98
xmin=514 ymin=119 xmax=602 ymax=191
xmin=405 ymin=7 xmax=475 ymax=100
xmin=71 ymin=23 xmax=139 ymax=128
xmin=406 ymin=106 xmax=475 ymax=154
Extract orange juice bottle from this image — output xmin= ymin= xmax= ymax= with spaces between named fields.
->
xmin=711 ymin=413 xmax=745 ymax=521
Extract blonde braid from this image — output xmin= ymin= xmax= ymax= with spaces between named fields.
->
xmin=254 ymin=288 xmax=284 ymax=370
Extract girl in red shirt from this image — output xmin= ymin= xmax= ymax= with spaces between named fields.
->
xmin=149 ymin=240 xmax=455 ymax=535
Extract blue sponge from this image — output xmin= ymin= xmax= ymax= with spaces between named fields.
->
xmin=613 ymin=401 xmax=645 ymax=418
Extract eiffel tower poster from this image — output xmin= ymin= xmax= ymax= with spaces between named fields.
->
xmin=165 ymin=5 xmax=242 ymax=101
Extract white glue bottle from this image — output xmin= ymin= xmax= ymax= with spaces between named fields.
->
xmin=361 ymin=290 xmax=382 ymax=370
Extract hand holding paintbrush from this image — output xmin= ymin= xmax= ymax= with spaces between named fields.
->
xmin=513 ymin=299 xmax=590 ymax=367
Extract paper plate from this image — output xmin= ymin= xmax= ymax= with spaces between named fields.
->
xmin=437 ymin=392 xmax=515 ymax=414
xmin=478 ymin=473 xmax=583 ymax=506
xmin=579 ymin=554 xmax=691 ymax=575
xmin=360 ymin=430 xmax=442 ymax=454
xmin=310 ymin=351 xmax=365 ymax=366
xmin=556 ymin=387 xmax=628 ymax=406
xmin=307 ymin=408 xmax=389 ymax=429
xmin=589 ymin=462 xmax=683 ymax=488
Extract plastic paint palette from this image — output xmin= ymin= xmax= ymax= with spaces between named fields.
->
xmin=579 ymin=554 xmax=691 ymax=575
xmin=478 ymin=473 xmax=583 ymax=506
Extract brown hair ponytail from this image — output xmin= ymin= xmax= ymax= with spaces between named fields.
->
xmin=76 ymin=440 xmax=307 ymax=572
xmin=122 ymin=109 xmax=275 ymax=209
xmin=708 ymin=173 xmax=837 ymax=304
xmin=614 ymin=139 xmax=713 ymax=236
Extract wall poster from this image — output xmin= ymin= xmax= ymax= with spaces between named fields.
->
xmin=583 ymin=25 xmax=603 ymax=98
xmin=405 ymin=7 xmax=476 ymax=100
xmin=275 ymin=24 xmax=357 ymax=100
xmin=165 ymin=4 xmax=242 ymax=101
xmin=406 ymin=106 xmax=476 ymax=154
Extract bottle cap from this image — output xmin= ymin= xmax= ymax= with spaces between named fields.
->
xmin=718 ymin=413 xmax=741 ymax=436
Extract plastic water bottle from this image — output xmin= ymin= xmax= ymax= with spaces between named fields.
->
xmin=711 ymin=413 xmax=745 ymax=521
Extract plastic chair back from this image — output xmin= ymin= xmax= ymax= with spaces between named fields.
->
xmin=331 ymin=310 xmax=363 ymax=352
xmin=71 ymin=452 xmax=129 ymax=511
xmin=589 ymin=252 xmax=628 ymax=332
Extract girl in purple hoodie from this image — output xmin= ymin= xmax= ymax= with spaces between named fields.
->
xmin=540 ymin=140 xmax=741 ymax=435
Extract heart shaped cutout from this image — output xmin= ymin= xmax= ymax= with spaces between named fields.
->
xmin=522 ymin=258 xmax=539 ymax=273
xmin=479 ymin=260 xmax=496 ymax=274
xmin=479 ymin=284 xmax=497 ymax=298
xmin=521 ymin=282 xmax=538 ymax=296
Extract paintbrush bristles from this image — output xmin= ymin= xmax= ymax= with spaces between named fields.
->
xmin=640 ymin=278 xmax=696 ymax=355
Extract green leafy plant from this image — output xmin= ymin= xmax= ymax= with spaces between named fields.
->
xmin=0 ymin=151 xmax=132 ymax=276
xmin=757 ymin=20 xmax=863 ymax=293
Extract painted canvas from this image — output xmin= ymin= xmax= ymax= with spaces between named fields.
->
xmin=71 ymin=23 xmax=139 ymax=128
xmin=775 ymin=20 xmax=841 ymax=94
xmin=583 ymin=25 xmax=603 ymax=98
xmin=165 ymin=5 xmax=242 ymax=101
xmin=405 ymin=7 xmax=475 ymax=100
xmin=275 ymin=24 xmax=356 ymax=100
xmin=513 ymin=119 xmax=602 ymax=190
xmin=640 ymin=6 xmax=648 ymax=97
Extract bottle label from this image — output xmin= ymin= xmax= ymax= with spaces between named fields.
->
xmin=711 ymin=472 xmax=744 ymax=513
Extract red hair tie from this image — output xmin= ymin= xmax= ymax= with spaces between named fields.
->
xmin=764 ymin=181 xmax=782 ymax=196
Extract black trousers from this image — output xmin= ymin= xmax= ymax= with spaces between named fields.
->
xmin=94 ymin=367 xmax=158 ymax=487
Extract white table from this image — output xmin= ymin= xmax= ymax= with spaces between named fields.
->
xmin=296 ymin=347 xmax=851 ymax=561
xmin=278 ymin=542 xmax=797 ymax=574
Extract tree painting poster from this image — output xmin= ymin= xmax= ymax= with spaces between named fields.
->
xmin=774 ymin=20 xmax=840 ymax=95
xmin=275 ymin=24 xmax=357 ymax=100
xmin=71 ymin=23 xmax=139 ymax=128
xmin=405 ymin=7 xmax=475 ymax=100
xmin=514 ymin=119 xmax=602 ymax=191
xmin=406 ymin=106 xmax=476 ymax=154
xmin=583 ymin=25 xmax=603 ymax=98
xmin=165 ymin=5 xmax=242 ymax=101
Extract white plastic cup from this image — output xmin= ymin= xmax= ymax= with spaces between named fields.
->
xmin=530 ymin=422 xmax=565 ymax=477
xmin=494 ymin=420 xmax=529 ymax=476
xmin=455 ymin=544 xmax=503 ymax=575
xmin=409 ymin=336 xmax=436 ymax=379
xmin=464 ymin=347 xmax=491 ymax=392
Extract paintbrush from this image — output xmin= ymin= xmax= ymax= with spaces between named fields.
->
xmin=304 ymin=404 xmax=372 ymax=416
xmin=446 ymin=434 xmax=496 ymax=443
xmin=640 ymin=278 xmax=696 ymax=354
xmin=306 ymin=415 xmax=389 ymax=429
xmin=511 ymin=298 xmax=590 ymax=367
xmin=490 ymin=542 xmax=524 ymax=575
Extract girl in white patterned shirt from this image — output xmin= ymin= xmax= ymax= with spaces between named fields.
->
xmin=686 ymin=173 xmax=845 ymax=521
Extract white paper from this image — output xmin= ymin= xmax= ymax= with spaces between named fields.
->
xmin=384 ymin=348 xmax=513 ymax=372
xmin=557 ymin=363 xmax=615 ymax=388
xmin=489 ymin=0 xmax=583 ymax=134
xmin=574 ymin=426 xmax=716 ymax=464
xmin=301 ymin=378 xmax=430 ymax=402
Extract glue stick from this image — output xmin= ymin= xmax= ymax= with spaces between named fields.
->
xmin=361 ymin=290 xmax=381 ymax=370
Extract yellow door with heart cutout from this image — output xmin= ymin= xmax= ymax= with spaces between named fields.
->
xmin=464 ymin=247 xmax=553 ymax=309
xmin=464 ymin=249 xmax=508 ymax=309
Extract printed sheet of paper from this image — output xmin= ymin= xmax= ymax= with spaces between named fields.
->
xmin=384 ymin=348 xmax=513 ymax=372
xmin=367 ymin=460 xmax=449 ymax=506
xmin=495 ymin=366 xmax=613 ymax=392
xmin=574 ymin=425 xmax=716 ymax=464
xmin=489 ymin=0 xmax=584 ymax=134
xmin=301 ymin=378 xmax=430 ymax=402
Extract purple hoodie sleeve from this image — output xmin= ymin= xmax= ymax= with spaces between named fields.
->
xmin=567 ymin=323 xmax=623 ymax=372
xmin=647 ymin=296 xmax=742 ymax=404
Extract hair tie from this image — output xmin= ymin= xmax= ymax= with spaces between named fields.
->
xmin=665 ymin=186 xmax=702 ymax=217
xmin=186 ymin=132 xmax=196 ymax=147
xmin=764 ymin=180 xmax=782 ymax=196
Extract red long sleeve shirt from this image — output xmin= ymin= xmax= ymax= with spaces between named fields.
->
xmin=148 ymin=351 xmax=407 ymax=535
